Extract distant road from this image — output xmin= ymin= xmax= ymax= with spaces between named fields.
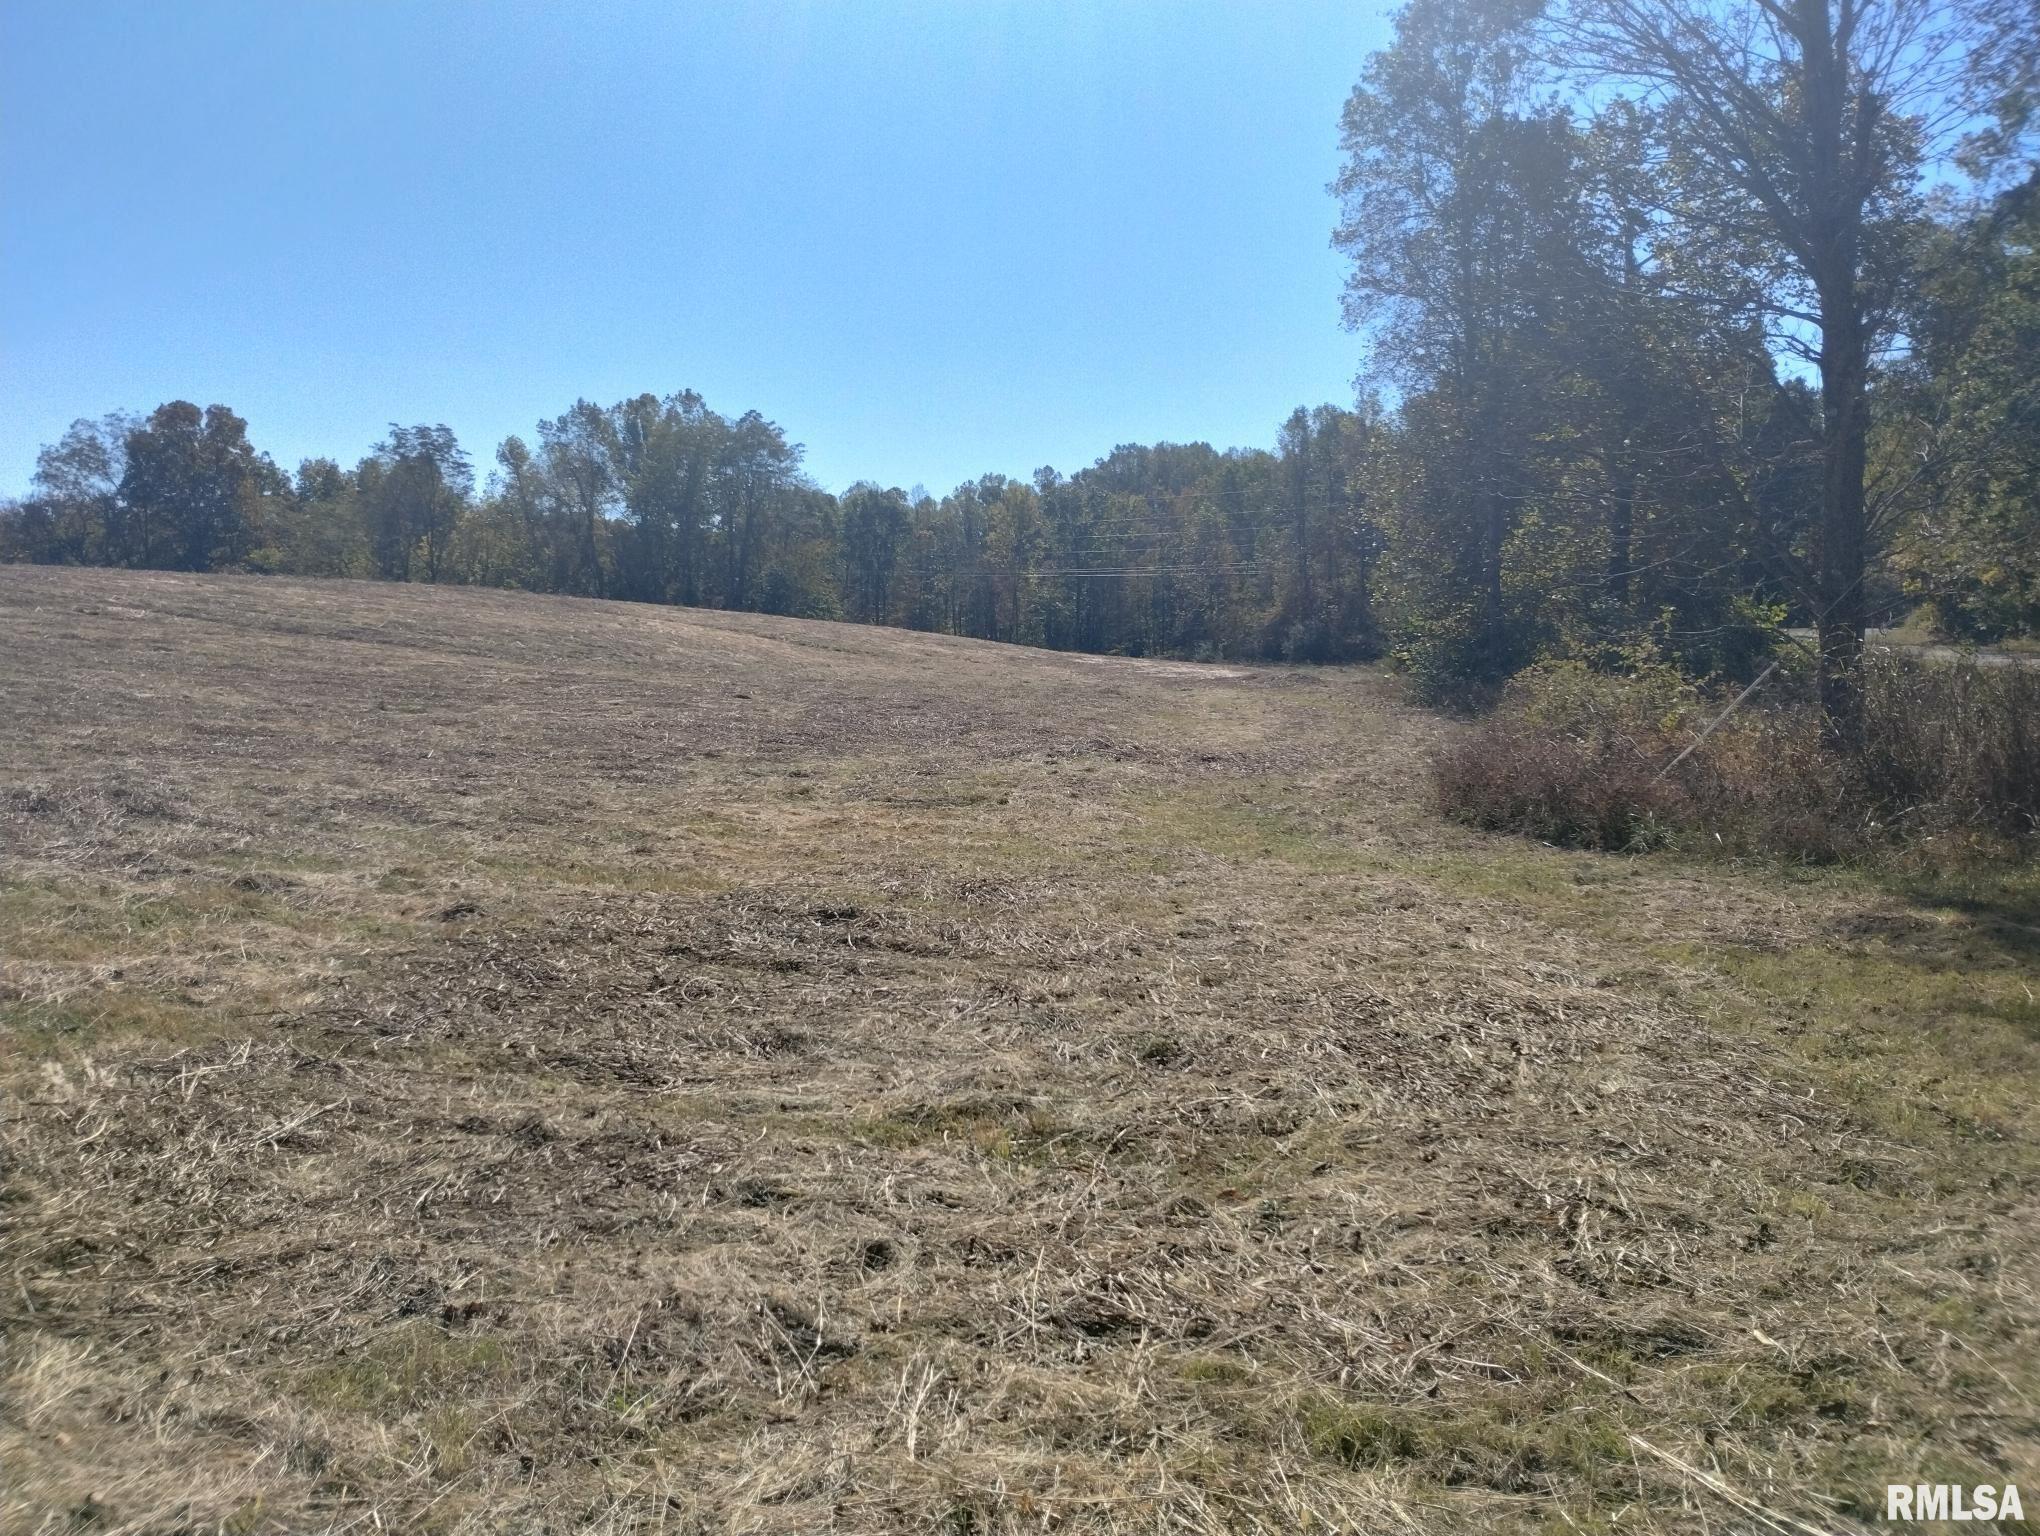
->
xmin=1785 ymin=627 xmax=2040 ymax=669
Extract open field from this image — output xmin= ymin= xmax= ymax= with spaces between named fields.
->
xmin=3 ymin=566 xmax=2036 ymax=1534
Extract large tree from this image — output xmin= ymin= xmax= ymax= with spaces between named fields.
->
xmin=118 ymin=402 xmax=266 ymax=571
xmin=1553 ymin=0 xmax=1990 ymax=741
xmin=1333 ymin=0 xmax=1594 ymax=681
xmin=362 ymin=425 xmax=471 ymax=582
xmin=838 ymin=483 xmax=911 ymax=624
xmin=7 ymin=414 xmax=131 ymax=565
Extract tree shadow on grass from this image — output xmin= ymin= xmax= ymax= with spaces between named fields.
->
xmin=1889 ymin=864 xmax=2040 ymax=970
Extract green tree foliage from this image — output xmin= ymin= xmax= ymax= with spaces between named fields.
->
xmin=838 ymin=483 xmax=911 ymax=624
xmin=1327 ymin=0 xmax=2032 ymax=708
xmin=1882 ymin=178 xmax=2040 ymax=639
xmin=3 ymin=414 xmax=132 ymax=565
xmin=1553 ymin=0 xmax=1996 ymax=739
xmin=1334 ymin=0 xmax=1796 ymax=694
xmin=279 ymin=457 xmax=371 ymax=578
xmin=1333 ymin=0 xmax=1562 ymax=682
xmin=361 ymin=425 xmax=470 ymax=583
xmin=120 ymin=403 xmax=266 ymax=570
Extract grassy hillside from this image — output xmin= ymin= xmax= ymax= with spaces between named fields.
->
xmin=3 ymin=567 xmax=2035 ymax=1534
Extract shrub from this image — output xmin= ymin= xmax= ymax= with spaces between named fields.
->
xmin=1430 ymin=660 xmax=1687 ymax=851
xmin=1432 ymin=716 xmax=1685 ymax=852
xmin=1430 ymin=653 xmax=2039 ymax=860
xmin=1859 ymin=655 xmax=2040 ymax=839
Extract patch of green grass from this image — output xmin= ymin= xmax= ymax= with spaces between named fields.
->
xmin=1977 ymin=994 xmax=2040 ymax=1042
xmin=466 ymin=852 xmax=728 ymax=894
xmin=1 ymin=873 xmax=369 ymax=958
xmin=1682 ymin=1360 xmax=1865 ymax=1433
xmin=1679 ymin=938 xmax=2038 ymax=1149
xmin=1778 ymin=1187 xmax=1835 ymax=1224
xmin=1176 ymin=1354 xmax=1252 ymax=1385
xmin=1408 ymin=845 xmax=1626 ymax=909
xmin=1821 ymin=1439 xmax=2040 ymax=1530
xmin=1621 ymin=879 xmax=2039 ymax=1516
xmin=1 ymin=992 xmax=220 ymax=1055
xmin=1300 ymin=1397 xmax=1428 ymax=1467
xmin=420 ymin=1403 xmax=483 ymax=1474
xmin=1297 ymin=1392 xmax=1635 ymax=1496
xmin=1636 ymin=856 xmax=2039 ymax=1159
xmin=296 ymin=1324 xmax=511 ymax=1416
xmin=1890 ymin=861 xmax=2040 ymax=964
xmin=843 ymin=1100 xmax=1071 ymax=1164
xmin=1122 ymin=787 xmax=1371 ymax=874
xmin=1131 ymin=1031 xmax=1185 ymax=1067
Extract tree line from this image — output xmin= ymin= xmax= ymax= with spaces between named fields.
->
xmin=5 ymin=0 xmax=2035 ymax=729
xmin=1 ymin=392 xmax=1386 ymax=662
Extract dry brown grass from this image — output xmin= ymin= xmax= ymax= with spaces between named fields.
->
xmin=2 ymin=567 xmax=2035 ymax=1535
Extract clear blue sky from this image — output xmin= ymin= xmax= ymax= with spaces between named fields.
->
xmin=0 ymin=1 xmax=1392 ymax=497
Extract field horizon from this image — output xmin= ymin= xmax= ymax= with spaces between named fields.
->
xmin=3 ymin=566 xmax=2035 ymax=1534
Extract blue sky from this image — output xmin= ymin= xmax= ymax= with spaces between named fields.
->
xmin=1 ymin=1 xmax=1393 ymax=496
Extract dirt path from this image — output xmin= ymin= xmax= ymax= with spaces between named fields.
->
xmin=4 ymin=567 xmax=2035 ymax=1535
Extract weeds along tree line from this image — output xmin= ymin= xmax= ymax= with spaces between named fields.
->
xmin=3 ymin=1 xmax=2036 ymax=735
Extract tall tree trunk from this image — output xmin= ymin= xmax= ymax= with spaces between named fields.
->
xmin=580 ymin=506 xmax=603 ymax=598
xmin=1607 ymin=455 xmax=1635 ymax=608
xmin=1802 ymin=0 xmax=1870 ymax=750
xmin=1608 ymin=219 xmax=1640 ymax=611
xmin=1815 ymin=289 xmax=1869 ymax=748
xmin=1481 ymin=480 xmax=1507 ymax=676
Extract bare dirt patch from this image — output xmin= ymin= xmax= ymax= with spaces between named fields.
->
xmin=3 ymin=567 xmax=2034 ymax=1534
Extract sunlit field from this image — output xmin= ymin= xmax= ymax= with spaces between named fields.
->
xmin=5 ymin=567 xmax=2034 ymax=1533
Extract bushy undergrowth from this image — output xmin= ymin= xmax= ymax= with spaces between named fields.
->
xmin=1435 ymin=654 xmax=2040 ymax=859
xmin=1858 ymin=657 xmax=2040 ymax=837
